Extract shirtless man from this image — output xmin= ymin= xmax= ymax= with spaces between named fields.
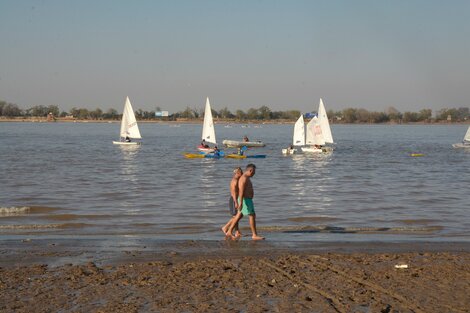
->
xmin=227 ymin=163 xmax=264 ymax=240
xmin=221 ymin=167 xmax=243 ymax=238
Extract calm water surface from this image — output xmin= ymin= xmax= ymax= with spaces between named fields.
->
xmin=1 ymin=122 xmax=469 ymax=242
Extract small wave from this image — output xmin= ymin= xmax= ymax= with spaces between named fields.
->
xmin=392 ymin=219 xmax=440 ymax=225
xmin=258 ymin=225 xmax=443 ymax=234
xmin=0 ymin=206 xmax=59 ymax=217
xmin=288 ymin=216 xmax=341 ymax=223
xmin=0 ymin=223 xmax=88 ymax=230
xmin=344 ymin=226 xmax=444 ymax=233
xmin=131 ymin=223 xmax=155 ymax=227
xmin=28 ymin=206 xmax=61 ymax=214
xmin=0 ymin=206 xmax=30 ymax=216
xmin=42 ymin=214 xmax=113 ymax=221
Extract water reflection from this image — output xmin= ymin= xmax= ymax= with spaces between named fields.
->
xmin=199 ymin=160 xmax=218 ymax=208
xmin=290 ymin=155 xmax=309 ymax=198
xmin=119 ymin=145 xmax=140 ymax=183
xmin=290 ymin=153 xmax=332 ymax=194
xmin=118 ymin=145 xmax=141 ymax=214
xmin=288 ymin=153 xmax=334 ymax=214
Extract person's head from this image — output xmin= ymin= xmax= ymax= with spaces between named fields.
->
xmin=245 ymin=163 xmax=256 ymax=177
xmin=233 ymin=167 xmax=243 ymax=178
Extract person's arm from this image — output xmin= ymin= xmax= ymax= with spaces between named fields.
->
xmin=238 ymin=177 xmax=246 ymax=210
xmin=230 ymin=180 xmax=238 ymax=209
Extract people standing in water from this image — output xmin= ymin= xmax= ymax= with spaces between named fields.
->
xmin=227 ymin=163 xmax=265 ymax=240
xmin=221 ymin=167 xmax=243 ymax=238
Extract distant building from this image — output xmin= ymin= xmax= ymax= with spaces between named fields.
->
xmin=447 ymin=114 xmax=452 ymax=121
xmin=155 ymin=111 xmax=169 ymax=117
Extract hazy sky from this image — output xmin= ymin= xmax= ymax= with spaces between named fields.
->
xmin=1 ymin=0 xmax=469 ymax=113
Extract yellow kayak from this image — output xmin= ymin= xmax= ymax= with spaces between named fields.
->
xmin=225 ymin=154 xmax=246 ymax=159
xmin=183 ymin=153 xmax=205 ymax=158
xmin=410 ymin=153 xmax=424 ymax=157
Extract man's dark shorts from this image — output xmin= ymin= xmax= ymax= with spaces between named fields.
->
xmin=229 ymin=196 xmax=237 ymax=216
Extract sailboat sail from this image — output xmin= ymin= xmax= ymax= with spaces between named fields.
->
xmin=318 ymin=98 xmax=333 ymax=144
xmin=202 ymin=97 xmax=216 ymax=144
xmin=120 ymin=97 xmax=141 ymax=139
xmin=464 ymin=126 xmax=470 ymax=142
xmin=293 ymin=115 xmax=305 ymax=146
xmin=306 ymin=116 xmax=325 ymax=145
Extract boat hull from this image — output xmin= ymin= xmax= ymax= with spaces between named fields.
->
xmin=222 ymin=139 xmax=265 ymax=148
xmin=301 ymin=146 xmax=333 ymax=153
xmin=184 ymin=152 xmax=224 ymax=158
xmin=185 ymin=153 xmax=265 ymax=159
xmin=301 ymin=146 xmax=323 ymax=153
xmin=225 ymin=154 xmax=266 ymax=159
xmin=225 ymin=154 xmax=245 ymax=159
xmin=282 ymin=148 xmax=298 ymax=155
xmin=452 ymin=143 xmax=470 ymax=149
xmin=184 ymin=153 xmax=206 ymax=158
xmin=113 ymin=141 xmax=141 ymax=145
xmin=197 ymin=147 xmax=215 ymax=153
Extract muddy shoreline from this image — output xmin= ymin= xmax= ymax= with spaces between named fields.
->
xmin=0 ymin=239 xmax=469 ymax=312
xmin=1 ymin=238 xmax=470 ymax=267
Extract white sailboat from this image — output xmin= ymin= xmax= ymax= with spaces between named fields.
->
xmin=198 ymin=97 xmax=217 ymax=153
xmin=302 ymin=116 xmax=325 ymax=153
xmin=282 ymin=115 xmax=305 ymax=154
xmin=112 ymin=96 xmax=142 ymax=145
xmin=452 ymin=126 xmax=470 ymax=148
xmin=318 ymin=98 xmax=334 ymax=144
xmin=302 ymin=98 xmax=334 ymax=153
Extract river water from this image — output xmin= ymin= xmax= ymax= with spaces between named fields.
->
xmin=1 ymin=122 xmax=469 ymax=243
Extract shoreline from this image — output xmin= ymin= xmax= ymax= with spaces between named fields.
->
xmin=1 ymin=239 xmax=468 ymax=312
xmin=0 ymin=117 xmax=469 ymax=125
xmin=1 ymin=238 xmax=469 ymax=267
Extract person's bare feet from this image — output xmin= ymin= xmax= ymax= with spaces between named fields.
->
xmin=234 ymin=231 xmax=242 ymax=238
xmin=252 ymin=235 xmax=265 ymax=240
xmin=230 ymin=234 xmax=241 ymax=241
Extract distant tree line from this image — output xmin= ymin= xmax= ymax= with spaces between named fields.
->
xmin=1 ymin=100 xmax=469 ymax=123
xmin=173 ymin=105 xmax=301 ymax=121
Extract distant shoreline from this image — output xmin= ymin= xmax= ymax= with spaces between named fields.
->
xmin=1 ymin=117 xmax=469 ymax=125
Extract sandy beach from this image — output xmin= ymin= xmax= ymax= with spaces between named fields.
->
xmin=0 ymin=239 xmax=469 ymax=313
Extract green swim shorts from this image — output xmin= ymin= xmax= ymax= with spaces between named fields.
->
xmin=239 ymin=197 xmax=255 ymax=216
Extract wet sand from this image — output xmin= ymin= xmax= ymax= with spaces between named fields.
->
xmin=0 ymin=239 xmax=469 ymax=312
